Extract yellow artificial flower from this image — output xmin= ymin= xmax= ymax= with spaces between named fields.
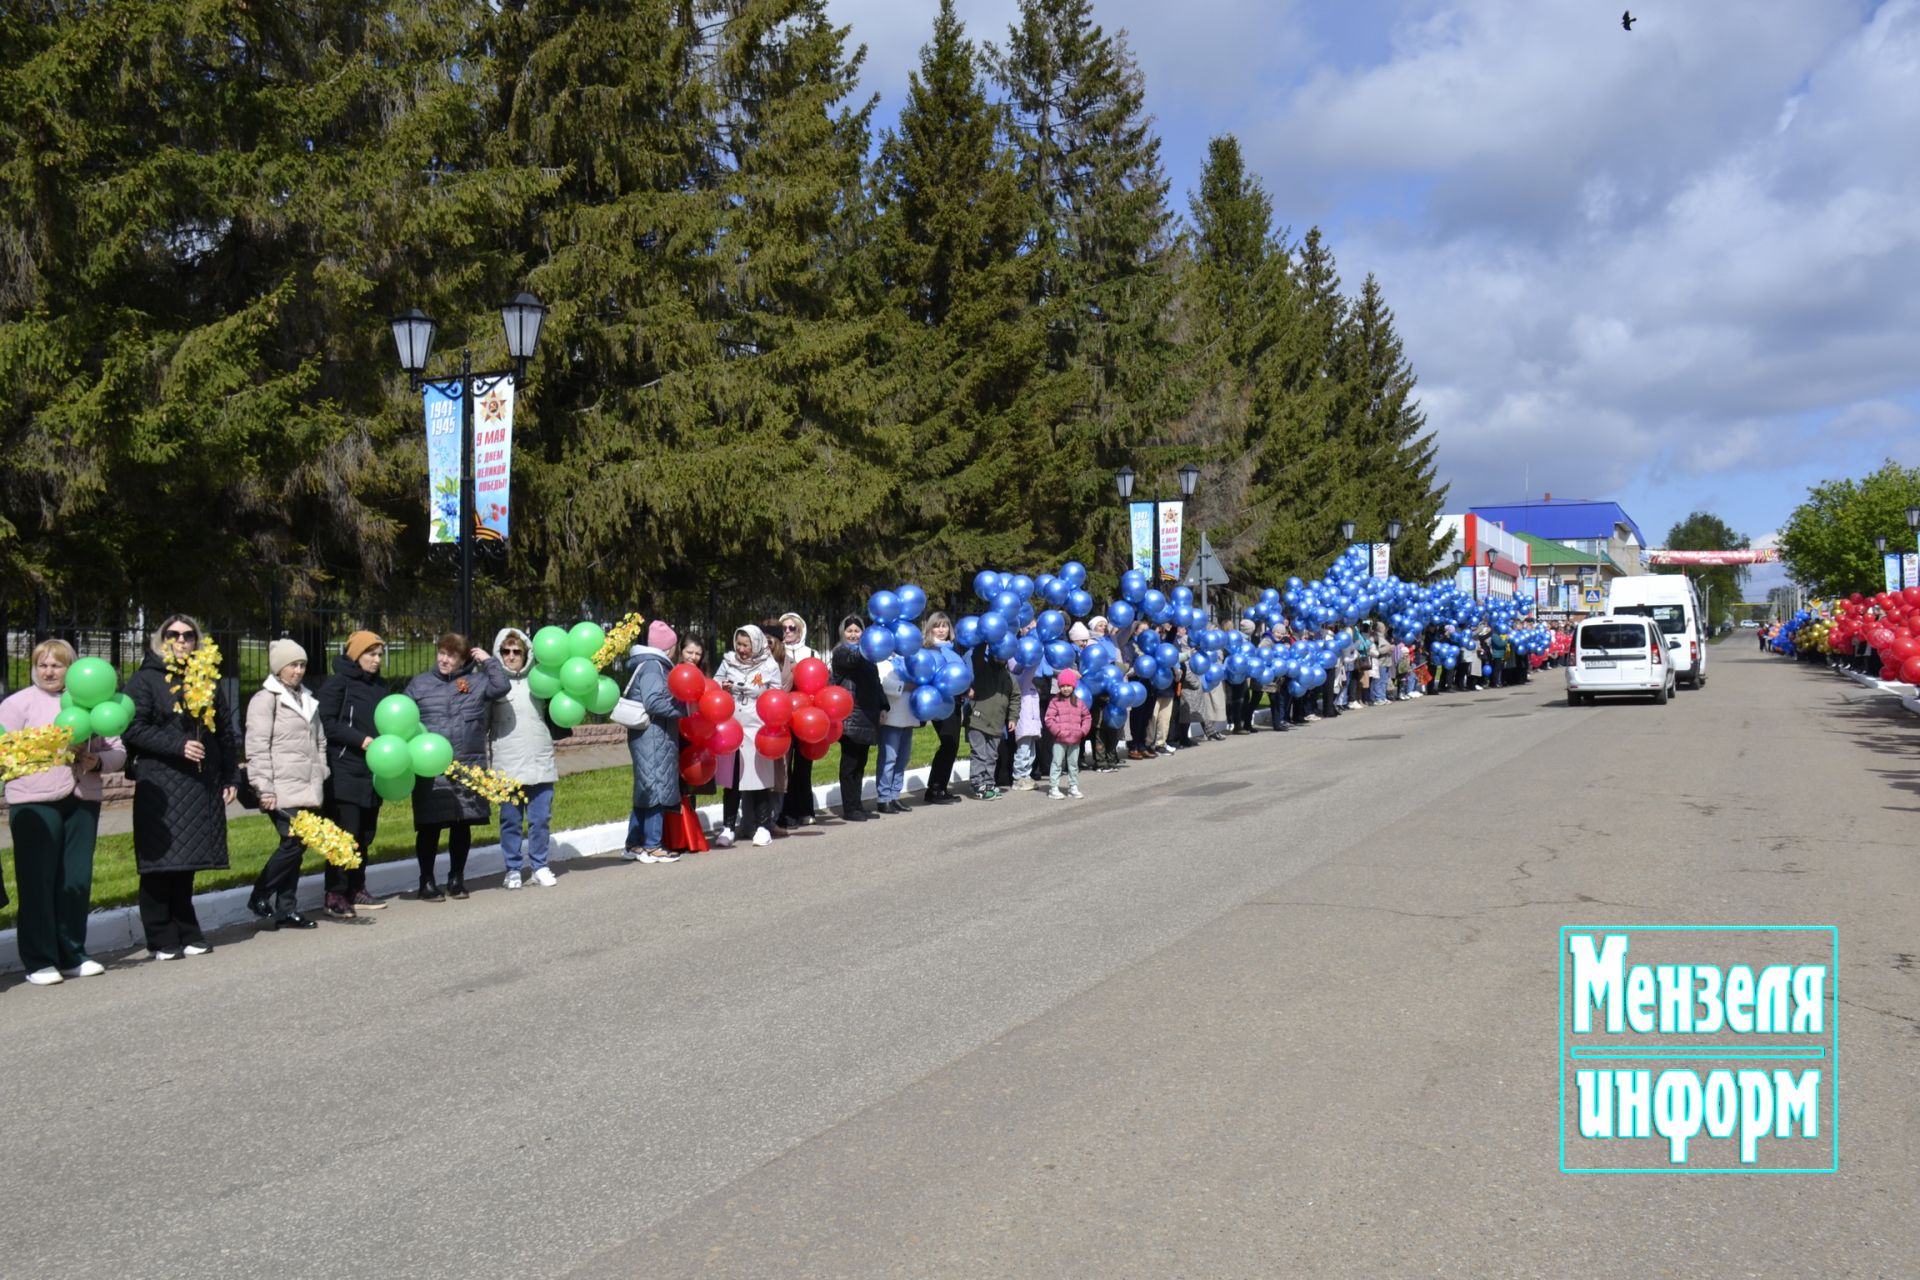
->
xmin=0 ymin=724 xmax=77 ymax=784
xmin=444 ymin=761 xmax=529 ymax=808
xmin=290 ymin=809 xmax=363 ymax=869
xmin=165 ymin=639 xmax=223 ymax=733
xmin=594 ymin=612 xmax=646 ymax=671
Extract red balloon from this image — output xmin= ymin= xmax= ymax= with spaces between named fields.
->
xmin=668 ymin=663 xmax=706 ymax=703
xmin=788 ymin=692 xmax=813 ymax=712
xmin=698 ymin=687 xmax=735 ymax=724
xmin=681 ymin=714 xmax=714 ymax=744
xmin=709 ymin=719 xmax=744 ymax=755
xmin=754 ymin=725 xmax=792 ymax=759
xmin=793 ymin=657 xmax=830 ymax=695
xmin=813 ymin=685 xmax=852 ymax=721
xmin=1902 ymin=655 xmax=1920 ymax=685
xmin=797 ymin=736 xmax=834 ymax=761
xmin=679 ymin=745 xmax=715 ymax=787
xmin=791 ymin=705 xmax=831 ymax=744
xmin=756 ymin=688 xmax=794 ymax=728
xmin=1906 ymin=586 xmax=1920 ymax=607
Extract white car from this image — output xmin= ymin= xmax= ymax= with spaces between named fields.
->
xmin=1607 ymin=574 xmax=1707 ymax=689
xmin=1567 ymin=615 xmax=1675 ymax=706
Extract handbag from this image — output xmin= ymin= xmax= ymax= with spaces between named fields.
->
xmin=610 ymin=664 xmax=652 ymax=729
xmin=236 ymin=694 xmax=273 ymax=810
xmin=840 ymin=704 xmax=877 ymax=746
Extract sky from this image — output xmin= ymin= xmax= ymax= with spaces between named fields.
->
xmin=823 ymin=0 xmax=1920 ymax=600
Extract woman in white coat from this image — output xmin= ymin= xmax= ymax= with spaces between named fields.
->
xmin=244 ymin=640 xmax=328 ymax=930
xmin=490 ymin=627 xmax=564 ymax=888
xmin=874 ymin=655 xmax=921 ymax=814
xmin=713 ymin=624 xmax=783 ymax=847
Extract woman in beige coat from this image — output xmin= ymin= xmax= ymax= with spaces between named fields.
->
xmin=244 ymin=640 xmax=330 ymax=930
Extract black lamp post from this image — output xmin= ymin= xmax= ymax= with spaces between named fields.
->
xmin=391 ymin=292 xmax=548 ymax=641
xmin=1115 ymin=462 xmax=1200 ymax=583
xmin=1341 ymin=518 xmax=1404 ymax=580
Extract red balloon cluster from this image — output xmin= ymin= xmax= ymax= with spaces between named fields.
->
xmin=1841 ymin=587 xmax=1920 ymax=685
xmin=674 ymin=659 xmax=851 ymax=783
xmin=672 ymin=663 xmax=740 ymax=785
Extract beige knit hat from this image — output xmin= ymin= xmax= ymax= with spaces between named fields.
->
xmin=268 ymin=639 xmax=308 ymax=673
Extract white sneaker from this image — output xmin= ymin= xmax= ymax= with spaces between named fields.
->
xmin=531 ymin=867 xmax=558 ymax=887
xmin=183 ymin=944 xmax=212 ymax=956
xmin=751 ymin=827 xmax=772 ymax=847
xmin=1067 ymin=785 xmax=1083 ymax=799
xmin=653 ymin=848 xmax=682 ymax=863
xmin=59 ymin=960 xmax=105 ymax=979
xmin=621 ymin=847 xmax=647 ymax=861
xmin=1047 ymin=787 xmax=1065 ymax=799
xmin=24 ymin=968 xmax=63 ymax=986
xmin=150 ymin=951 xmax=178 ymax=962
xmin=715 ymin=827 xmax=736 ymax=849
xmin=504 ymin=870 xmax=524 ymax=890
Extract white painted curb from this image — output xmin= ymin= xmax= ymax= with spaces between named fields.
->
xmin=3 ymin=760 xmax=974 ymax=973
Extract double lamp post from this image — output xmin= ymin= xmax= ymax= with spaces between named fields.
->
xmin=1113 ymin=462 xmax=1201 ymax=583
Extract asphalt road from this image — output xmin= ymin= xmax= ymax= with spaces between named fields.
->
xmin=4 ymin=647 xmax=1915 ymax=1278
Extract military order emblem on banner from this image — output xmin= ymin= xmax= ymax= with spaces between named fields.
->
xmin=1158 ymin=501 xmax=1184 ymax=582
xmin=473 ymin=376 xmax=515 ymax=542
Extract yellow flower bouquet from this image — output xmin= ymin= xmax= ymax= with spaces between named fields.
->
xmin=0 ymin=724 xmax=77 ymax=784
xmin=445 ymin=761 xmax=529 ymax=808
xmin=166 ymin=639 xmax=223 ymax=734
xmin=594 ymin=612 xmax=645 ymax=671
xmin=290 ymin=809 xmax=362 ymax=869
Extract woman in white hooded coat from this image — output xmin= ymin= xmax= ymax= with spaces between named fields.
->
xmin=713 ymin=624 xmax=782 ymax=847
xmin=776 ymin=612 xmax=818 ymax=828
xmin=489 ymin=627 xmax=564 ymax=888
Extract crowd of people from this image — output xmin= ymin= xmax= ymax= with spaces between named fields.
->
xmin=1 ymin=607 xmax=1570 ymax=987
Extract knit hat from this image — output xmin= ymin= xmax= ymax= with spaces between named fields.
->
xmin=648 ymin=620 xmax=678 ymax=651
xmin=344 ymin=630 xmax=383 ymax=661
xmin=268 ymin=639 xmax=308 ymax=672
xmin=1068 ymin=622 xmax=1091 ymax=644
xmin=1237 ymin=619 xmax=1256 ymax=635
xmin=1056 ymin=668 xmax=1079 ymax=689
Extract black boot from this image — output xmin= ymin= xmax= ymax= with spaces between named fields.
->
xmin=447 ymin=879 xmax=470 ymax=900
xmin=418 ymin=879 xmax=446 ymax=902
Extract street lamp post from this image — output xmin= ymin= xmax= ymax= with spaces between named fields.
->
xmin=391 ymin=292 xmax=548 ymax=641
xmin=1115 ymin=462 xmax=1201 ymax=585
xmin=1340 ymin=518 xmax=1403 ymax=580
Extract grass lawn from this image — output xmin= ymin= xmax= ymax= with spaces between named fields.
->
xmin=0 ymin=726 xmax=954 ymax=928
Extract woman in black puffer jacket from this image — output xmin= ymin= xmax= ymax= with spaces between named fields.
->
xmin=404 ymin=632 xmax=507 ymax=900
xmin=316 ymin=630 xmax=393 ymax=918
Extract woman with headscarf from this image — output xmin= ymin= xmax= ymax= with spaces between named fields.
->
xmin=123 ymin=614 xmax=240 ymax=959
xmin=776 ymin=612 xmax=819 ymax=827
xmin=713 ymin=624 xmax=783 ymax=847
xmin=405 ymin=633 xmax=508 ymax=900
xmin=919 ymin=612 xmax=964 ymax=804
xmin=490 ymin=625 xmax=567 ymax=887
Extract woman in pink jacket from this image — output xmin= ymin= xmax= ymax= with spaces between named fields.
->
xmin=1 ymin=640 xmax=127 ymax=985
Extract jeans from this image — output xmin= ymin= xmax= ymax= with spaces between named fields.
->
xmin=1049 ymin=741 xmax=1080 ymax=792
xmin=966 ymin=727 xmax=1001 ymax=790
xmin=626 ymin=803 xmax=669 ymax=850
xmin=1012 ymin=734 xmax=1038 ymax=779
xmin=502 ymin=781 xmax=556 ymax=871
xmin=876 ymin=725 xmax=913 ymax=803
xmin=8 ymin=795 xmax=98 ymax=972
xmin=1370 ymin=672 xmax=1389 ymax=704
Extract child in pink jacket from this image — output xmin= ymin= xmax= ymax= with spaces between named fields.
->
xmin=1043 ymin=670 xmax=1093 ymax=799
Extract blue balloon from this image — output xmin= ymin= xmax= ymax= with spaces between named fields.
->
xmin=1061 ymin=560 xmax=1088 ymax=587
xmin=1045 ymin=639 xmax=1077 ymax=671
xmin=1155 ymin=643 xmax=1180 ymax=668
xmin=989 ymin=631 xmax=1018 ymax=661
xmin=978 ymin=611 xmax=1009 ymax=644
xmin=1121 ymin=570 xmax=1149 ymax=603
xmin=988 ymin=590 xmax=1017 ymax=617
xmin=1010 ymin=574 xmax=1035 ymax=601
xmin=1037 ymin=610 xmax=1067 ymax=640
xmin=955 ymin=615 xmax=983 ymax=649
xmin=895 ymin=584 xmax=927 ymax=621
xmin=892 ymin=620 xmax=923 ymax=658
xmin=1067 ymin=588 xmax=1093 ymax=619
xmin=938 ymin=660 xmax=972 ymax=697
xmin=1107 ymin=600 xmax=1136 ymax=630
xmin=868 ymin=589 xmax=901 ymax=623
xmin=908 ymin=648 xmax=943 ymax=684
xmin=1142 ymin=589 xmax=1167 ymax=618
xmin=1103 ymin=703 xmax=1131 ymax=728
xmin=859 ymin=626 xmax=896 ymax=662
xmin=909 ymin=685 xmax=947 ymax=721
xmin=1015 ymin=634 xmax=1044 ymax=668
xmin=1172 ymin=586 xmax=1194 ymax=607
xmin=1043 ymin=577 xmax=1071 ymax=606
xmin=1134 ymin=654 xmax=1160 ymax=681
xmin=974 ymin=570 xmax=1001 ymax=601
xmin=1016 ymin=603 xmax=1036 ymax=628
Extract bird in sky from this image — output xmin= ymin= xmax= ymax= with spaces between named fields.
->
xmin=1622 ymin=10 xmax=1636 ymax=29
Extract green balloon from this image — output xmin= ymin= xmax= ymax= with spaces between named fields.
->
xmin=374 ymin=694 xmax=422 ymax=740
xmin=569 ymin=620 xmax=609 ymax=661
xmin=54 ymin=707 xmax=93 ymax=746
xmin=366 ymin=733 xmax=413 ymax=779
xmin=66 ymin=657 xmax=118 ymax=709
xmin=588 ymin=674 xmax=621 ymax=715
xmin=548 ymin=690 xmax=587 ymax=728
xmin=559 ymin=656 xmax=599 ymax=698
xmin=59 ymin=691 xmax=73 ymax=711
xmin=374 ymin=769 xmax=416 ymax=802
xmin=88 ymin=696 xmax=133 ymax=738
xmin=527 ymin=664 xmax=563 ymax=700
xmin=408 ymin=731 xmax=454 ymax=778
xmin=532 ymin=626 xmax=572 ymax=669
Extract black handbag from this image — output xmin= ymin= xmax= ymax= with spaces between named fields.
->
xmin=839 ymin=704 xmax=877 ymax=746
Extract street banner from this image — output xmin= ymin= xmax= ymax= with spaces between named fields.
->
xmin=1129 ymin=503 xmax=1155 ymax=577
xmin=1473 ymin=565 xmax=1490 ymax=599
xmin=1158 ymin=501 xmax=1184 ymax=581
xmin=424 ymin=381 xmax=463 ymax=544
xmin=1647 ymin=549 xmax=1780 ymax=566
xmin=1886 ymin=553 xmax=1903 ymax=595
xmin=1905 ymin=553 xmax=1919 ymax=589
xmin=1372 ymin=543 xmax=1391 ymax=579
xmin=473 ymin=375 xmax=515 ymax=542
xmin=1535 ymin=578 xmax=1554 ymax=609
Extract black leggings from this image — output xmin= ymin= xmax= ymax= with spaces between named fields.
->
xmin=928 ymin=719 xmax=961 ymax=792
xmin=416 ymin=822 xmax=472 ymax=884
xmin=325 ymin=798 xmax=378 ymax=896
xmin=839 ymin=740 xmax=872 ymax=811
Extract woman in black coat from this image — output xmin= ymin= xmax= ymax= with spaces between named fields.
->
xmin=122 ymin=614 xmax=240 ymax=959
xmin=829 ymin=616 xmax=884 ymax=822
xmin=403 ymin=632 xmax=507 ymax=900
xmin=316 ymin=630 xmax=391 ymax=918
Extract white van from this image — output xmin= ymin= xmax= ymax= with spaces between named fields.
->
xmin=1606 ymin=574 xmax=1707 ymax=688
xmin=1567 ymin=615 xmax=1675 ymax=705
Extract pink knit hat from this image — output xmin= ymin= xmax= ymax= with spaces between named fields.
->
xmin=648 ymin=620 xmax=678 ymax=651
xmin=1056 ymin=669 xmax=1079 ymax=689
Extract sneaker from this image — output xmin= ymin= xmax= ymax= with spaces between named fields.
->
xmin=1067 ymin=785 xmax=1084 ymax=799
xmin=325 ymin=892 xmax=354 ymax=919
xmin=531 ymin=867 xmax=558 ymax=887
xmin=353 ymin=890 xmax=387 ymax=910
xmin=150 ymin=951 xmax=179 ymax=962
xmin=1012 ymin=777 xmax=1036 ymax=791
xmin=59 ymin=959 xmax=106 ymax=978
xmin=714 ymin=827 xmax=737 ymax=849
xmin=1157 ymin=745 xmax=1175 ymax=756
xmin=974 ymin=787 xmax=1000 ymax=800
xmin=654 ymin=848 xmax=683 ymax=863
xmin=504 ymin=870 xmax=524 ymax=890
xmin=1047 ymin=787 xmax=1065 ymax=799
xmin=1305 ymin=714 xmax=1321 ymax=722
xmin=24 ymin=968 xmax=64 ymax=986
xmin=183 ymin=943 xmax=213 ymax=956
xmin=622 ymin=846 xmax=648 ymax=861
xmin=751 ymin=827 xmax=772 ymax=847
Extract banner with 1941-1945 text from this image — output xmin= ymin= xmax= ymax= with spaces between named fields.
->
xmin=423 ymin=375 xmax=515 ymax=545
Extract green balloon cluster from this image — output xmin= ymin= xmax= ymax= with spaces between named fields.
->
xmin=361 ymin=693 xmax=451 ymax=801
xmin=57 ymin=657 xmax=133 ymax=744
xmin=526 ymin=621 xmax=612 ymax=728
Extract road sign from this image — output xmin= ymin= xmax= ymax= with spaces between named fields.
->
xmin=1183 ymin=532 xmax=1228 ymax=588
xmin=1584 ymin=588 xmax=1606 ymax=607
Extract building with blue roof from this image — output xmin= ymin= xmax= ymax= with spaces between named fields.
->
xmin=1468 ymin=498 xmax=1649 ymax=575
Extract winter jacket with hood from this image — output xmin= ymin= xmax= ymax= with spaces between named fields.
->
xmin=405 ymin=651 xmax=509 ymax=824
xmin=317 ymin=652 xmax=390 ymax=808
xmin=715 ymin=624 xmax=783 ymax=792
xmin=123 ymin=650 xmax=240 ymax=873
xmin=1043 ymin=687 xmax=1093 ymax=746
xmin=488 ymin=627 xmax=561 ymax=787
xmin=622 ymin=641 xmax=686 ymax=811
xmin=244 ymin=674 xmax=329 ymax=811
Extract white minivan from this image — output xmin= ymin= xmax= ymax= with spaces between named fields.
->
xmin=1606 ymin=574 xmax=1707 ymax=689
xmin=1567 ymin=615 xmax=1675 ymax=706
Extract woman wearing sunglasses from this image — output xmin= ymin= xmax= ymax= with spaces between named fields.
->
xmin=775 ymin=613 xmax=818 ymax=828
xmin=123 ymin=614 xmax=241 ymax=959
